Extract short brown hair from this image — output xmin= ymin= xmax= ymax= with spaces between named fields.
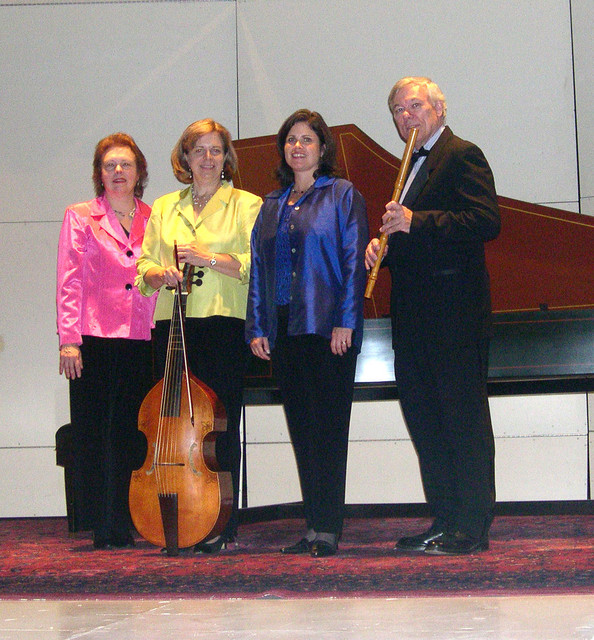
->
xmin=171 ymin=119 xmax=238 ymax=184
xmin=92 ymin=132 xmax=148 ymax=198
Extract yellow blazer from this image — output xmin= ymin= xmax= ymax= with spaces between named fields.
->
xmin=136 ymin=181 xmax=262 ymax=321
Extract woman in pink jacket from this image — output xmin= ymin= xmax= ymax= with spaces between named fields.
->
xmin=56 ymin=133 xmax=157 ymax=549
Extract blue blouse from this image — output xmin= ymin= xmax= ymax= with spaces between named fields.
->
xmin=246 ymin=175 xmax=369 ymax=351
xmin=275 ymin=202 xmax=294 ymax=305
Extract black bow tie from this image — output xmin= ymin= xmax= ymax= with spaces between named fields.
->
xmin=411 ymin=147 xmax=430 ymax=163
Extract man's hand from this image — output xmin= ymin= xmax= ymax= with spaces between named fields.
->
xmin=380 ymin=201 xmax=413 ymax=235
xmin=365 ymin=238 xmax=383 ymax=270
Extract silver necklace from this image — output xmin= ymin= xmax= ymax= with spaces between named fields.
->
xmin=192 ymin=184 xmax=220 ymax=208
xmin=113 ymin=206 xmax=136 ymax=218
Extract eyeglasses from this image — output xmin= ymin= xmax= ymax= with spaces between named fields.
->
xmin=103 ymin=161 xmax=135 ymax=172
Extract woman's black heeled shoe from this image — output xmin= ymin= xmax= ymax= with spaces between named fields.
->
xmin=93 ymin=532 xmax=135 ymax=550
xmin=280 ymin=538 xmax=313 ymax=554
xmin=93 ymin=536 xmax=111 ymax=550
xmin=110 ymin=533 xmax=135 ymax=549
xmin=194 ymin=534 xmax=232 ymax=554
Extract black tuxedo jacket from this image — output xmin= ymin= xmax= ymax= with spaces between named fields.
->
xmin=386 ymin=126 xmax=500 ymax=348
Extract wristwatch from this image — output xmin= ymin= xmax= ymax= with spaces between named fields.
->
xmin=209 ymin=253 xmax=217 ymax=267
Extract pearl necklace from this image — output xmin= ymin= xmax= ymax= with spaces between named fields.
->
xmin=192 ymin=183 xmax=220 ymax=208
xmin=113 ymin=205 xmax=136 ymax=218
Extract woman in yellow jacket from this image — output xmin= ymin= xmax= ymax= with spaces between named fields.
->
xmin=137 ymin=119 xmax=262 ymax=552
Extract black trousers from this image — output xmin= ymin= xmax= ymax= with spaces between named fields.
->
xmin=153 ymin=315 xmax=249 ymax=539
xmin=272 ymin=311 xmax=358 ymax=536
xmin=393 ymin=333 xmax=495 ymax=539
xmin=69 ymin=336 xmax=153 ymax=540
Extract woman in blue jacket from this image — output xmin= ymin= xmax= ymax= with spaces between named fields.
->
xmin=246 ymin=109 xmax=368 ymax=557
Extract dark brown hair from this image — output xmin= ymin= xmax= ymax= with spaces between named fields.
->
xmin=275 ymin=109 xmax=340 ymax=189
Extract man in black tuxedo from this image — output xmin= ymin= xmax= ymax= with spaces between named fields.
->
xmin=365 ymin=77 xmax=501 ymax=555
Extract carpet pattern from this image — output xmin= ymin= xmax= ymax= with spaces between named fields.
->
xmin=0 ymin=515 xmax=592 ymax=599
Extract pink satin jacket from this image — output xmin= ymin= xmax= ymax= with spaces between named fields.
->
xmin=56 ymin=195 xmax=157 ymax=346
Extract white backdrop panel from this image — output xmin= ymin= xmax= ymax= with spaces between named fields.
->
xmin=237 ymin=0 xmax=577 ymax=209
xmin=571 ymin=0 xmax=594 ymax=215
xmin=0 ymin=448 xmax=65 ymax=517
xmin=0 ymin=1 xmax=238 ymax=223
xmin=0 ymin=222 xmax=69 ymax=447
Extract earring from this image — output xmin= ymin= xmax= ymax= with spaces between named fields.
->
xmin=221 ymin=170 xmax=225 ymax=180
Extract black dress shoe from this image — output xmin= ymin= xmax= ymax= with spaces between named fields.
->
xmin=425 ymin=531 xmax=489 ymax=555
xmin=110 ymin=533 xmax=135 ymax=549
xmin=280 ymin=538 xmax=312 ymax=554
xmin=93 ymin=536 xmax=112 ymax=550
xmin=395 ymin=528 xmax=446 ymax=551
xmin=310 ymin=540 xmax=337 ymax=558
xmin=94 ymin=532 xmax=135 ymax=550
xmin=194 ymin=534 xmax=232 ymax=554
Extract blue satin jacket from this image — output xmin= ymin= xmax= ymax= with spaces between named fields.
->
xmin=246 ymin=175 xmax=368 ymax=351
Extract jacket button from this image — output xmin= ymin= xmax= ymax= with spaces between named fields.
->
xmin=291 ymin=248 xmax=296 ymax=253
xmin=125 ymin=283 xmax=132 ymax=290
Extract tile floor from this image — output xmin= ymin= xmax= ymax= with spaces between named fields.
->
xmin=0 ymin=594 xmax=592 ymax=639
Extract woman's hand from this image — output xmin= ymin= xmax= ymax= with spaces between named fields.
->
xmin=331 ymin=327 xmax=353 ymax=356
xmin=250 ymin=337 xmax=271 ymax=361
xmin=177 ymin=243 xmax=243 ymax=279
xmin=160 ymin=265 xmax=183 ymax=287
xmin=59 ymin=344 xmax=83 ymax=379
xmin=144 ymin=266 xmax=182 ymax=289
xmin=176 ymin=242 xmax=209 ymax=267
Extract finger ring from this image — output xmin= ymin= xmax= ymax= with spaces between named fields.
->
xmin=341 ymin=340 xmax=346 ymax=344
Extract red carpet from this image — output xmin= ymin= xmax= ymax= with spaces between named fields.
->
xmin=0 ymin=515 xmax=592 ymax=599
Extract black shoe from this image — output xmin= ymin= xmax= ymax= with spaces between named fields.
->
xmin=425 ymin=531 xmax=489 ymax=555
xmin=160 ymin=545 xmax=193 ymax=555
xmin=194 ymin=534 xmax=231 ymax=554
xmin=310 ymin=540 xmax=337 ymax=558
xmin=93 ymin=536 xmax=112 ymax=550
xmin=395 ymin=528 xmax=446 ymax=551
xmin=110 ymin=533 xmax=135 ymax=549
xmin=93 ymin=532 xmax=135 ymax=550
xmin=280 ymin=538 xmax=312 ymax=554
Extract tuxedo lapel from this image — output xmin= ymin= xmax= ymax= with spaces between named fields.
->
xmin=402 ymin=161 xmax=428 ymax=208
xmin=401 ymin=126 xmax=453 ymax=208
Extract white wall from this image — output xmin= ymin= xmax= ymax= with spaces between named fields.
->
xmin=245 ymin=393 xmax=591 ymax=508
xmin=0 ymin=0 xmax=592 ymax=517
xmin=572 ymin=0 xmax=594 ymax=215
xmin=237 ymin=0 xmax=578 ymax=209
